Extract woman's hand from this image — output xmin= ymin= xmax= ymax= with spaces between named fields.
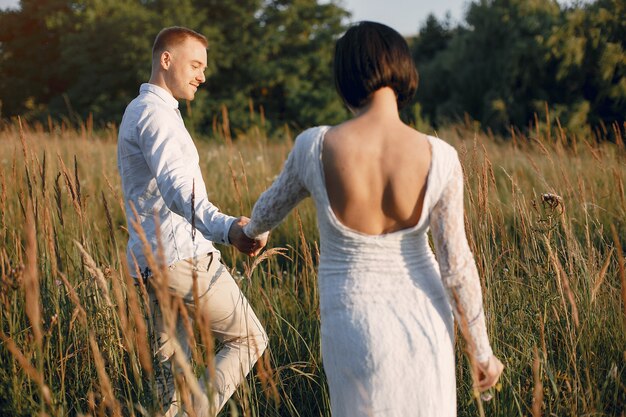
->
xmin=476 ymin=355 xmax=504 ymax=392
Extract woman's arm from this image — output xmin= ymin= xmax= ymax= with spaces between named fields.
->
xmin=244 ymin=139 xmax=310 ymax=238
xmin=429 ymin=154 xmax=494 ymax=363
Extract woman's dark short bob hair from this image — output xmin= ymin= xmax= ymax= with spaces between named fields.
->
xmin=334 ymin=21 xmax=418 ymax=110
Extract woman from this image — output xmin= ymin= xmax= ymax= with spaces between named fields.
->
xmin=244 ymin=21 xmax=503 ymax=416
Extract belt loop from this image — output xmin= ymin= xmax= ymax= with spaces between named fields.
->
xmin=207 ymin=252 xmax=214 ymax=271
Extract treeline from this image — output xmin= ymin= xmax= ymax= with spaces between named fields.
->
xmin=0 ymin=0 xmax=624 ymax=137
xmin=410 ymin=0 xmax=625 ymax=136
xmin=0 ymin=0 xmax=349 ymax=135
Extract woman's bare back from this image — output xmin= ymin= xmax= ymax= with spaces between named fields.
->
xmin=322 ymin=118 xmax=431 ymax=235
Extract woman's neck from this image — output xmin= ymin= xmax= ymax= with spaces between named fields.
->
xmin=353 ymin=87 xmax=400 ymax=121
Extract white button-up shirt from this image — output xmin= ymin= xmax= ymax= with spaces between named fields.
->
xmin=117 ymin=83 xmax=235 ymax=276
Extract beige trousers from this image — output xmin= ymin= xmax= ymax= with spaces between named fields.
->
xmin=147 ymin=253 xmax=268 ymax=417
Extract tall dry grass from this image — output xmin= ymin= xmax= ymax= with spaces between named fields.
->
xmin=0 ymin=115 xmax=624 ymax=416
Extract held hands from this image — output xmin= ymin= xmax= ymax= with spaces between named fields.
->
xmin=228 ymin=216 xmax=268 ymax=257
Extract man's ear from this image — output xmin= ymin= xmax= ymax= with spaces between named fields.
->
xmin=160 ymin=51 xmax=172 ymax=70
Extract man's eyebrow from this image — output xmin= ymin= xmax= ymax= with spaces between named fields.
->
xmin=192 ymin=60 xmax=206 ymax=67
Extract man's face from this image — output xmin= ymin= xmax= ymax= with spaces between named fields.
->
xmin=163 ymin=37 xmax=207 ymax=101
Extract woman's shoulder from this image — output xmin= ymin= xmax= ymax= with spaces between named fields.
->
xmin=291 ymin=125 xmax=331 ymax=155
xmin=426 ymin=134 xmax=459 ymax=160
xmin=294 ymin=125 xmax=330 ymax=143
xmin=425 ymin=135 xmax=463 ymax=193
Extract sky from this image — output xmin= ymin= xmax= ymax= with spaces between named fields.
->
xmin=0 ymin=0 xmax=470 ymax=36
xmin=332 ymin=0 xmax=469 ymax=35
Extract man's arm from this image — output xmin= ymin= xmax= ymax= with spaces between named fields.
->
xmin=136 ymin=107 xmax=243 ymax=248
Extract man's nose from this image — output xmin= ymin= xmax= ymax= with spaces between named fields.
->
xmin=198 ymin=72 xmax=206 ymax=84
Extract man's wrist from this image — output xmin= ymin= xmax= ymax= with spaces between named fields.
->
xmin=223 ymin=217 xmax=237 ymax=245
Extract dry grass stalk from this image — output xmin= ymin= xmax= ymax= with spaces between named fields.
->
xmin=610 ymin=225 xmax=626 ymax=324
xmin=238 ymin=151 xmax=251 ymax=207
xmin=581 ymin=136 xmax=602 ymax=162
xmin=612 ymin=121 xmax=624 ymax=149
xmin=613 ymin=168 xmax=625 ymax=209
xmin=74 ymin=240 xmax=113 ymax=307
xmin=295 ymin=210 xmax=313 ymax=268
xmin=128 ymin=202 xmax=170 ymax=320
xmin=122 ymin=266 xmax=152 ymax=374
xmin=0 ymin=330 xmax=52 ymax=405
xmin=544 ymin=237 xmax=579 ymax=328
xmin=244 ymin=247 xmax=290 ymax=280
xmin=0 ymin=170 xmax=6 ymax=231
xmin=53 ymin=173 xmax=64 ymax=226
xmin=255 ymin=350 xmax=280 ymax=406
xmin=221 ymin=104 xmax=233 ymax=147
xmin=194 ymin=288 xmax=217 ymax=389
xmin=57 ymin=271 xmax=87 ymax=327
xmin=57 ymin=153 xmax=82 ymax=218
xmin=23 ymin=199 xmax=43 ymax=349
xmin=591 ymin=248 xmax=614 ymax=304
xmin=42 ymin=205 xmax=58 ymax=277
xmin=228 ymin=160 xmax=244 ymax=214
xmin=73 ymin=155 xmax=81 ymax=207
xmin=103 ymin=173 xmax=125 ymax=213
xmin=532 ymin=345 xmax=544 ymax=417
xmin=110 ymin=269 xmax=139 ymax=383
xmin=175 ymin=296 xmax=201 ymax=367
xmin=101 ymin=191 xmax=115 ymax=246
xmin=166 ymin=332 xmax=206 ymax=401
xmin=88 ymin=335 xmax=122 ymax=417
xmin=35 ymin=151 xmax=46 ymax=195
xmin=175 ymin=372 xmax=199 ymax=417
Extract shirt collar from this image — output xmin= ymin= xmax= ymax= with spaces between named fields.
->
xmin=140 ymin=83 xmax=179 ymax=109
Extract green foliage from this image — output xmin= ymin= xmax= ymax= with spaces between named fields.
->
xmin=57 ymin=0 xmax=155 ymax=123
xmin=0 ymin=0 xmax=73 ymax=118
xmin=0 ymin=0 xmax=348 ymax=133
xmin=410 ymin=0 xmax=625 ymax=136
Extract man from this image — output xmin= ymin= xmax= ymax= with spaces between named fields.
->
xmin=117 ymin=26 xmax=268 ymax=416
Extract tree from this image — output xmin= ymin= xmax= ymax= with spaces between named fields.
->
xmin=55 ymin=0 xmax=156 ymax=122
xmin=0 ymin=0 xmax=73 ymax=118
xmin=197 ymin=0 xmax=348 ymax=134
xmin=545 ymin=0 xmax=626 ymax=132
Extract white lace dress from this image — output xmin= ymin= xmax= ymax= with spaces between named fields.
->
xmin=244 ymin=126 xmax=493 ymax=417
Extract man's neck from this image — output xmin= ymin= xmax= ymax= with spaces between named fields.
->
xmin=148 ymin=73 xmax=174 ymax=98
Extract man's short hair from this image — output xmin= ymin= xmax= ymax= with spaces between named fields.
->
xmin=333 ymin=21 xmax=418 ymax=110
xmin=152 ymin=26 xmax=208 ymax=58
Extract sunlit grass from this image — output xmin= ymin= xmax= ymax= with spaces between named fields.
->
xmin=0 ymin=116 xmax=624 ymax=416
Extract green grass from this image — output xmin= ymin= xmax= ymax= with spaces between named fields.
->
xmin=0 ymin=117 xmax=624 ymax=416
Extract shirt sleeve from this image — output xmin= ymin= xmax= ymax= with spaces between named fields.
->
xmin=429 ymin=153 xmax=493 ymax=363
xmin=137 ymin=108 xmax=236 ymax=245
xmin=243 ymin=137 xmax=310 ymax=238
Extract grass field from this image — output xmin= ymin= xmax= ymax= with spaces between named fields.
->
xmin=0 ymin=117 xmax=624 ymax=416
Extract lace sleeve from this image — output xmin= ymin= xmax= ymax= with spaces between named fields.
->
xmin=430 ymin=156 xmax=493 ymax=363
xmin=244 ymin=143 xmax=310 ymax=238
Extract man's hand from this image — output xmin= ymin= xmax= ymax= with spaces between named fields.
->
xmin=228 ymin=216 xmax=268 ymax=256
